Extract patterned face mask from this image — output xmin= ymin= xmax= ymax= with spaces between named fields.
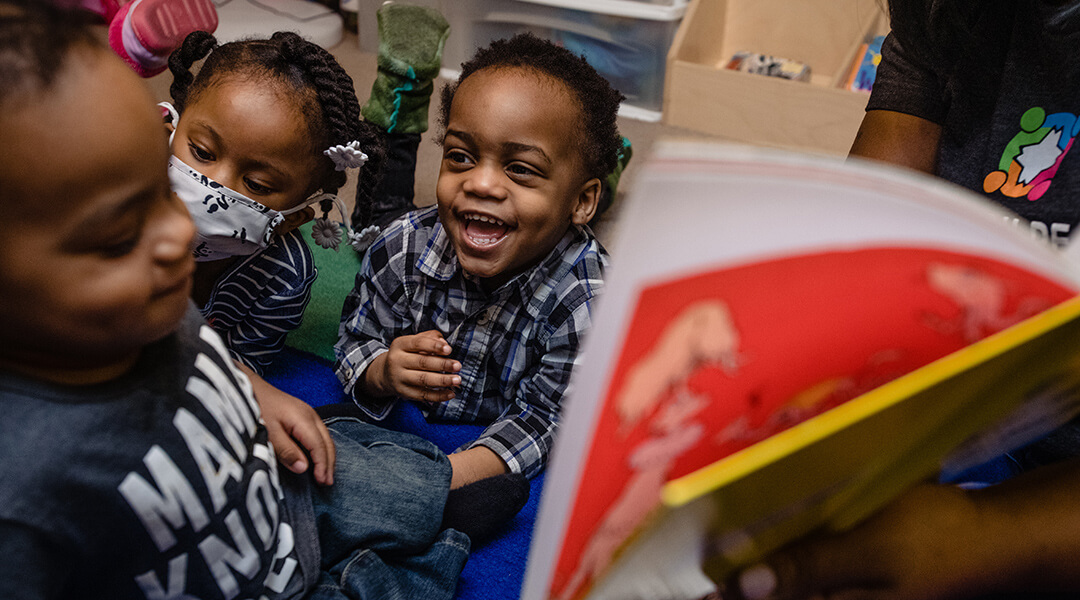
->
xmin=168 ymin=155 xmax=320 ymax=262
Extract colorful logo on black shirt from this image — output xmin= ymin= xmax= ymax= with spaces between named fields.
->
xmin=983 ymin=106 xmax=1079 ymax=201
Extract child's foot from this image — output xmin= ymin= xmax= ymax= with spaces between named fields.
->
xmin=441 ymin=472 xmax=530 ymax=546
xmin=108 ymin=0 xmax=218 ymax=77
xmin=128 ymin=0 xmax=217 ymax=54
xmin=362 ymin=2 xmax=450 ymax=134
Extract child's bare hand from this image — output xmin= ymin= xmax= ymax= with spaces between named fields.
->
xmin=243 ymin=364 xmax=336 ymax=486
xmin=260 ymin=387 xmax=336 ymax=486
xmin=369 ymin=330 xmax=461 ymax=403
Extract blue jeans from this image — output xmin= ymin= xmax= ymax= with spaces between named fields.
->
xmin=306 ymin=417 xmax=470 ymax=600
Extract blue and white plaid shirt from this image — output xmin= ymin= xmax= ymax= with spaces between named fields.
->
xmin=334 ymin=206 xmax=607 ymax=478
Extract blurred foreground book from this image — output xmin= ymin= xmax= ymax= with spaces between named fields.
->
xmin=522 ymin=141 xmax=1080 ymax=600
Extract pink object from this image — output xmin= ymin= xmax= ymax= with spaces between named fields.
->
xmin=74 ymin=0 xmax=122 ymax=22
xmin=108 ymin=0 xmax=218 ymax=77
xmin=127 ymin=0 xmax=218 ymax=53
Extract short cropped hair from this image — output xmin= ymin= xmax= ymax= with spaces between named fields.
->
xmin=438 ymin=33 xmax=625 ymax=182
xmin=0 ymin=0 xmax=99 ymax=107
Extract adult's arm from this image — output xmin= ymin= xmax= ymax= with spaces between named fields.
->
xmin=848 ymin=109 xmax=943 ymax=175
xmin=848 ymin=25 xmax=948 ymax=175
xmin=729 ymin=458 xmax=1080 ymax=599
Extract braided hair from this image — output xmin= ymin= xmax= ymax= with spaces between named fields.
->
xmin=438 ymin=32 xmax=624 ymax=183
xmin=168 ymin=30 xmax=385 ymax=222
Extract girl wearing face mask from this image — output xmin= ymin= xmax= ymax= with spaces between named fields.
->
xmin=163 ymin=30 xmax=385 ymax=377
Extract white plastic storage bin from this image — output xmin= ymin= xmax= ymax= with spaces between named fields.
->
xmin=357 ymin=0 xmax=688 ymax=121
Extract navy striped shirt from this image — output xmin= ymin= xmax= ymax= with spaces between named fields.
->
xmin=200 ymin=229 xmax=316 ymax=375
xmin=335 ymin=207 xmax=607 ymax=478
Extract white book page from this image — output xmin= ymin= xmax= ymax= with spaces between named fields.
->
xmin=522 ymin=141 xmax=1080 ymax=600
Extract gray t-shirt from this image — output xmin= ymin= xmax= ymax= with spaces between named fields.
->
xmin=869 ymin=1 xmax=1080 ymax=471
xmin=0 ymin=306 xmax=318 ymax=600
xmin=868 ymin=0 xmax=1080 ymax=247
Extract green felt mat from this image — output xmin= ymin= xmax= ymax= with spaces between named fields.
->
xmin=285 ymin=221 xmax=363 ymax=362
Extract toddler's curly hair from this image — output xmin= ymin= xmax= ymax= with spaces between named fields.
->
xmin=438 ymin=33 xmax=624 ymax=182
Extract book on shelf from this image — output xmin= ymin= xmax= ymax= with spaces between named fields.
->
xmin=521 ymin=141 xmax=1080 ymax=600
xmin=844 ymin=34 xmax=885 ymax=92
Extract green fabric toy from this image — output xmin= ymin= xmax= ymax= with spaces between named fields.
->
xmin=361 ymin=2 xmax=450 ymax=134
xmin=594 ymin=136 xmax=634 ymax=224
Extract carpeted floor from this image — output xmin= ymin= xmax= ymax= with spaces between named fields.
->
xmin=283 ymin=221 xmax=362 ymax=363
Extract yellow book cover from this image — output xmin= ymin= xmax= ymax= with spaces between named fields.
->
xmin=521 ymin=142 xmax=1080 ymax=600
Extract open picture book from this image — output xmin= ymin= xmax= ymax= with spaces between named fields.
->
xmin=521 ymin=141 xmax=1080 ymax=600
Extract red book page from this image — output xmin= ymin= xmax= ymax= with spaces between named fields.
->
xmin=548 ymin=246 xmax=1075 ymax=600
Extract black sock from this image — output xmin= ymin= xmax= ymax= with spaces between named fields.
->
xmin=314 ymin=401 xmax=370 ymax=421
xmin=441 ymin=472 xmax=529 ymax=545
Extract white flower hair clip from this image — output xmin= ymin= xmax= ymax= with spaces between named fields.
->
xmin=324 ymin=141 xmax=368 ymax=171
xmin=304 ymin=192 xmax=346 ymax=250
xmin=348 ymin=225 xmax=381 ymax=253
xmin=306 ymin=193 xmax=381 ymax=253
xmin=312 ymin=218 xmax=343 ymax=251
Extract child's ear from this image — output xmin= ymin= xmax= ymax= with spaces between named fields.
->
xmin=277 ymin=206 xmax=316 ymax=236
xmin=571 ymin=177 xmax=602 ymax=226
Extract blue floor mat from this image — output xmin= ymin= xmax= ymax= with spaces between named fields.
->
xmin=265 ymin=346 xmax=540 ymax=600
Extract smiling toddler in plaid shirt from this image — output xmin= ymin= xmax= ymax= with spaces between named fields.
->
xmin=335 ymin=31 xmax=626 ymax=491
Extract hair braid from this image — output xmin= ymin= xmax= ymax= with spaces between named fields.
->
xmin=347 ymin=124 xmax=386 ymax=232
xmin=270 ymin=31 xmax=385 ymax=203
xmin=167 ymin=30 xmax=217 ymax=114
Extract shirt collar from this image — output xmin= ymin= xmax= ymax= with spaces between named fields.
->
xmin=417 ymin=219 xmax=459 ymax=282
xmin=416 ymin=219 xmax=590 ymax=300
xmin=515 ymin=225 xmax=588 ymax=301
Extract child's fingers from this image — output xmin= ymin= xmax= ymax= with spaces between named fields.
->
xmin=265 ymin=406 xmax=337 ymax=486
xmin=409 ymin=330 xmax=453 ymax=356
xmin=392 ymin=368 xmax=460 ymax=403
xmin=408 ymin=368 xmax=461 ymax=390
xmin=266 ymin=422 xmax=309 ymax=475
xmin=404 ymin=383 xmax=457 ymax=403
xmin=408 ymin=351 xmax=461 ymax=376
xmin=289 ymin=414 xmax=337 ymax=486
xmin=391 ymin=366 xmax=459 ymax=393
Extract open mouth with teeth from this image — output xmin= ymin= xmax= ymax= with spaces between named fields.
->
xmin=462 ymin=212 xmax=511 ymax=247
